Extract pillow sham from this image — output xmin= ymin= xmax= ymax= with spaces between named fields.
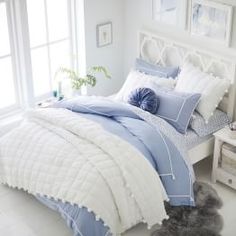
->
xmin=190 ymin=110 xmax=230 ymax=137
xmin=135 ymin=58 xmax=179 ymax=78
xmin=115 ymin=70 xmax=176 ymax=101
xmin=175 ymin=62 xmax=230 ymax=122
xmin=127 ymin=87 xmax=160 ymax=114
xmin=153 ymin=87 xmax=201 ymax=134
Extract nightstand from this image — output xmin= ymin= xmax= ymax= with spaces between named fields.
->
xmin=37 ymin=98 xmax=59 ymax=108
xmin=212 ymin=127 xmax=236 ymax=190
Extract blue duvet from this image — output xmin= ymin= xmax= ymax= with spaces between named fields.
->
xmin=37 ymin=97 xmax=195 ymax=236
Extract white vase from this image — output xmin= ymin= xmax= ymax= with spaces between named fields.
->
xmin=72 ymin=90 xmax=81 ymax=97
xmin=81 ymin=85 xmax=87 ymax=96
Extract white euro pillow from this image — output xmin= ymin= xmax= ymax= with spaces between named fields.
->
xmin=115 ymin=70 xmax=176 ymax=102
xmin=175 ymin=63 xmax=230 ymax=122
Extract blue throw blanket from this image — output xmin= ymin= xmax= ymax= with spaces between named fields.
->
xmin=37 ymin=97 xmax=195 ymax=236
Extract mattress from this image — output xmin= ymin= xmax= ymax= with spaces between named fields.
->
xmin=184 ymin=129 xmax=212 ymax=150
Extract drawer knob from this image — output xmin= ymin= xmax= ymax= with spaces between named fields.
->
xmin=228 ymin=179 xmax=233 ymax=184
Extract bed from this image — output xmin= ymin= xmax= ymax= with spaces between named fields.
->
xmin=0 ymin=30 xmax=236 ymax=236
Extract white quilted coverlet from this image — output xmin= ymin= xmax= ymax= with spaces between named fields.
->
xmin=0 ymin=108 xmax=168 ymax=235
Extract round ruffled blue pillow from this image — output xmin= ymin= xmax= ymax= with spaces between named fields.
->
xmin=127 ymin=87 xmax=159 ymax=114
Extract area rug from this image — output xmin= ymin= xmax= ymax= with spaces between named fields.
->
xmin=152 ymin=182 xmax=223 ymax=236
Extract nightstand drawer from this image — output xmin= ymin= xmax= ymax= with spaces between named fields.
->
xmin=216 ymin=168 xmax=236 ymax=190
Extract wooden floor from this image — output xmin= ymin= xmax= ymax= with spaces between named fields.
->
xmin=0 ymin=158 xmax=235 ymax=236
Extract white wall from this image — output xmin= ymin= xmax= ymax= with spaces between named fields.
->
xmin=123 ymin=0 xmax=236 ymax=77
xmin=84 ymin=0 xmax=125 ymax=96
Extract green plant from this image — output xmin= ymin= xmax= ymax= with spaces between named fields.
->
xmin=54 ymin=66 xmax=111 ymax=90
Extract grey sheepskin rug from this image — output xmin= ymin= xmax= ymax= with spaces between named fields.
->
xmin=152 ymin=182 xmax=223 ymax=236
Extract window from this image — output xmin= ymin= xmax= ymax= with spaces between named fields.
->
xmin=0 ymin=0 xmax=79 ymax=116
xmin=27 ymin=0 xmax=72 ymax=98
xmin=0 ymin=1 xmax=18 ymax=112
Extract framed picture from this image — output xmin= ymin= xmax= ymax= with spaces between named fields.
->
xmin=96 ymin=22 xmax=112 ymax=48
xmin=190 ymin=0 xmax=233 ymax=46
xmin=152 ymin=0 xmax=187 ymax=29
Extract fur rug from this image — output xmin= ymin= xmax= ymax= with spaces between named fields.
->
xmin=152 ymin=182 xmax=223 ymax=236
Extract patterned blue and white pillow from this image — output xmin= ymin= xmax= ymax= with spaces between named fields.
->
xmin=153 ymin=87 xmax=201 ymax=134
xmin=190 ymin=110 xmax=231 ymax=137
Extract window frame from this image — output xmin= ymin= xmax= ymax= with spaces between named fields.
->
xmin=0 ymin=0 xmax=79 ymax=116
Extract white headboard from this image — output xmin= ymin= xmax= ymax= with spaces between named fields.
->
xmin=138 ymin=30 xmax=236 ymax=120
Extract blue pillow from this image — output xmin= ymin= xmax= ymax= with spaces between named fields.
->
xmin=135 ymin=58 xmax=179 ymax=78
xmin=128 ymin=88 xmax=160 ymax=114
xmin=154 ymin=88 xmax=201 ymax=134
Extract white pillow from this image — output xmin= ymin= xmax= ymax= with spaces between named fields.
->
xmin=115 ymin=70 xmax=176 ymax=101
xmin=175 ymin=63 xmax=230 ymax=122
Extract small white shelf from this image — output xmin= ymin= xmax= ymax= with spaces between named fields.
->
xmin=214 ymin=128 xmax=236 ymax=147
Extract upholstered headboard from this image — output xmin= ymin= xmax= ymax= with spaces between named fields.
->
xmin=138 ymin=30 xmax=236 ymax=119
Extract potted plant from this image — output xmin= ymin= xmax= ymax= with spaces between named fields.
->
xmin=54 ymin=66 xmax=111 ymax=98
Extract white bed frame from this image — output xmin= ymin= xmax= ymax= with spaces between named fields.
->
xmin=138 ymin=30 xmax=236 ymax=165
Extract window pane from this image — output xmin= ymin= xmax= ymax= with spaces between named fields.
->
xmin=47 ymin=0 xmax=69 ymax=42
xmin=31 ymin=47 xmax=50 ymax=96
xmin=0 ymin=3 xmax=11 ymax=56
xmin=27 ymin=0 xmax=47 ymax=48
xmin=50 ymin=40 xmax=70 ymax=78
xmin=0 ymin=57 xmax=16 ymax=108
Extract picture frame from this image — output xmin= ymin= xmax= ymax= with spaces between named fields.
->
xmin=190 ymin=0 xmax=233 ymax=46
xmin=96 ymin=22 xmax=113 ymax=48
xmin=152 ymin=0 xmax=188 ymax=29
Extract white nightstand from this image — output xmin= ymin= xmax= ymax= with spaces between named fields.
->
xmin=37 ymin=98 xmax=59 ymax=108
xmin=212 ymin=127 xmax=236 ymax=190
